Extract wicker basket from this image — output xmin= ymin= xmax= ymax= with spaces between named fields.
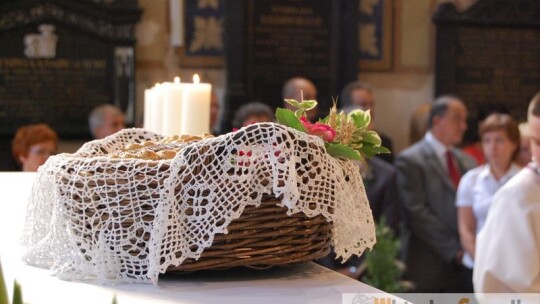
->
xmin=169 ymin=196 xmax=332 ymax=272
xmin=26 ymin=125 xmax=373 ymax=283
xmin=59 ymin=157 xmax=332 ymax=274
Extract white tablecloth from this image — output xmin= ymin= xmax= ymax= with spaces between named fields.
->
xmin=0 ymin=172 xmax=387 ymax=304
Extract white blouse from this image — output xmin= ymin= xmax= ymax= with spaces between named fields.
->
xmin=455 ymin=163 xmax=521 ymax=268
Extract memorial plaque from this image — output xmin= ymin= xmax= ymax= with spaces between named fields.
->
xmin=0 ymin=0 xmax=141 ymax=139
xmin=247 ymin=0 xmax=336 ymax=110
xmin=434 ymin=0 xmax=540 ymax=121
xmin=223 ymin=0 xmax=358 ymax=131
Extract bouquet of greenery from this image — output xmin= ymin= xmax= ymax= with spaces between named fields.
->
xmin=276 ymin=98 xmax=390 ymax=160
xmin=361 ymin=218 xmax=412 ymax=293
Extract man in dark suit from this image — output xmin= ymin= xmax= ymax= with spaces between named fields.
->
xmin=396 ymin=95 xmax=476 ymax=292
xmin=361 ymin=157 xmax=402 ymax=233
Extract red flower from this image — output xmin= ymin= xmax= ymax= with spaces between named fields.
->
xmin=300 ymin=117 xmax=336 ymax=142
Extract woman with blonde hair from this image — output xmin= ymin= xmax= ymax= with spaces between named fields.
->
xmin=12 ymin=124 xmax=58 ymax=171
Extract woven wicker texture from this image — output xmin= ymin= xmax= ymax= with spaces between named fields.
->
xmin=22 ymin=123 xmax=375 ymax=284
xmin=168 ymin=197 xmax=332 ymax=272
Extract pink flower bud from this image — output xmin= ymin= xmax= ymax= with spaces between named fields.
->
xmin=300 ymin=117 xmax=336 ymax=142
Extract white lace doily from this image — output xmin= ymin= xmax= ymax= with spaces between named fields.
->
xmin=22 ymin=123 xmax=375 ymax=284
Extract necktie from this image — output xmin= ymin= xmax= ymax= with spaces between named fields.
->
xmin=446 ymin=150 xmax=461 ymax=188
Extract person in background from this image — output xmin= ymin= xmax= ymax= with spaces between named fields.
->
xmin=282 ymin=77 xmax=318 ymax=122
xmin=232 ymin=102 xmax=273 ymax=130
xmin=340 ymin=81 xmax=394 ymax=163
xmin=474 ymin=92 xmax=540 ymax=294
xmin=456 ymin=113 xmax=521 ymax=288
xmin=396 ymin=95 xmax=477 ymax=292
xmin=409 ymin=103 xmax=432 ymax=145
xmin=316 ymin=155 xmax=402 ymax=279
xmin=341 ymin=104 xmax=402 ymax=232
xmin=88 ymin=104 xmax=126 ymax=139
xmin=517 ymin=122 xmax=532 ymax=166
xmin=11 ymin=124 xmax=58 ymax=172
xmin=316 ymin=104 xmax=402 ymax=279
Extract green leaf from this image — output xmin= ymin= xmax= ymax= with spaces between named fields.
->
xmin=362 ymin=130 xmax=382 ymax=146
xmin=112 ymin=294 xmax=118 ymax=304
xmin=318 ymin=116 xmax=329 ymax=124
xmin=348 ymin=109 xmax=371 ymax=129
xmin=361 ymin=144 xmax=391 ymax=158
xmin=275 ymin=108 xmax=306 ymax=132
xmin=284 ymin=99 xmax=317 ymax=114
xmin=325 ymin=143 xmax=363 ymax=160
xmin=12 ymin=280 xmax=22 ymax=304
xmin=283 ymin=99 xmax=303 ymax=109
xmin=301 ymin=100 xmax=317 ymax=111
xmin=0 ymin=260 xmax=8 ymax=304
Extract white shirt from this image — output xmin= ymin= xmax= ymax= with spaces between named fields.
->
xmin=474 ymin=162 xmax=540 ymax=294
xmin=456 ymin=163 xmax=521 ymax=268
xmin=424 ymin=131 xmax=449 ymax=173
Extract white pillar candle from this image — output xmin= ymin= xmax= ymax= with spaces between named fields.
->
xmin=143 ymin=88 xmax=154 ymax=131
xmin=181 ymin=74 xmax=211 ymax=135
xmin=150 ymin=83 xmax=165 ymax=134
xmin=162 ymin=77 xmax=183 ymax=136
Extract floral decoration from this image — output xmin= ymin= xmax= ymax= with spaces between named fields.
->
xmin=276 ymin=98 xmax=390 ymax=161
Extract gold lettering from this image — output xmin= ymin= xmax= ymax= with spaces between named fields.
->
xmin=271 ymin=5 xmax=313 ymax=15
xmin=260 ymin=15 xmax=321 ymax=27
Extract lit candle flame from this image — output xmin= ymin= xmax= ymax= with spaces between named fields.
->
xmin=193 ymin=74 xmax=200 ymax=84
xmin=174 ymin=77 xmax=181 ymax=84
